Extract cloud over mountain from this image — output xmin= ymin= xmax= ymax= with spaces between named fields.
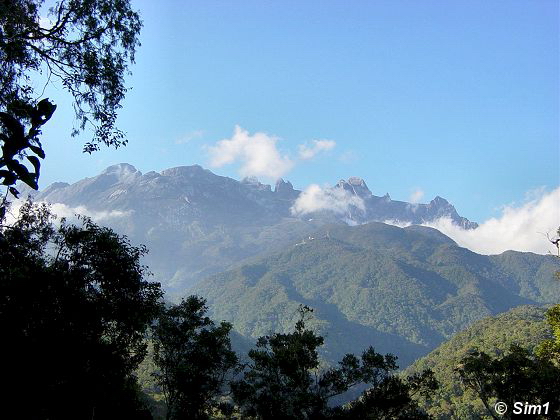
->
xmin=290 ymin=184 xmax=365 ymax=216
xmin=5 ymin=201 xmax=132 ymax=227
xmin=208 ymin=126 xmax=294 ymax=179
xmin=422 ymin=187 xmax=560 ymax=255
xmin=207 ymin=127 xmax=336 ymax=180
xmin=409 ymin=189 xmax=424 ymax=204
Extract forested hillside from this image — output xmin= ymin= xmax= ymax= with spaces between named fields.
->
xmin=191 ymin=222 xmax=560 ymax=367
xmin=404 ymin=305 xmax=552 ymax=419
xmin=32 ymin=163 xmax=478 ymax=293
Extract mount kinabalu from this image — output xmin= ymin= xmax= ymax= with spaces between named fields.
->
xmin=333 ymin=177 xmax=476 ymax=229
xmin=34 ymin=163 xmax=477 ymax=291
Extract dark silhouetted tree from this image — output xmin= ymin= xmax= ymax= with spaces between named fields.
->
xmin=232 ymin=305 xmax=436 ymax=419
xmin=152 ymin=296 xmax=239 ymax=420
xmin=0 ymin=201 xmax=163 ymax=419
xmin=0 ymin=98 xmax=55 ymax=198
xmin=344 ymin=370 xmax=437 ymax=420
xmin=0 ymin=0 xmax=142 ymax=195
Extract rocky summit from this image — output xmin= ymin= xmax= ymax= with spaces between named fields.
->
xmin=33 ymin=163 xmax=478 ymax=291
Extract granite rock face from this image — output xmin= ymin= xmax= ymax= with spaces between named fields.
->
xmin=329 ymin=178 xmax=477 ymax=229
xmin=34 ymin=164 xmax=477 ymax=291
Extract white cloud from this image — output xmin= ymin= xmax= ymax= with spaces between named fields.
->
xmin=291 ymin=184 xmax=365 ymax=216
xmin=207 ymin=127 xmax=337 ymax=180
xmin=383 ymin=219 xmax=412 ymax=228
xmin=409 ymin=189 xmax=424 ymax=204
xmin=422 ymin=187 xmax=560 ymax=255
xmin=175 ymin=130 xmax=204 ymax=145
xmin=339 ymin=150 xmax=358 ymax=164
xmin=298 ymin=139 xmax=336 ymax=160
xmin=49 ymin=203 xmax=132 ymax=223
xmin=4 ymin=201 xmax=131 ymax=226
xmin=208 ymin=126 xmax=294 ymax=179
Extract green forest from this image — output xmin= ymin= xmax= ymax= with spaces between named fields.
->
xmin=2 ymin=201 xmax=559 ymax=419
xmin=1 ymin=1 xmax=559 ymax=419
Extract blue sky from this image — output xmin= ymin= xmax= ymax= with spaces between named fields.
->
xmin=37 ymin=0 xmax=558 ymax=224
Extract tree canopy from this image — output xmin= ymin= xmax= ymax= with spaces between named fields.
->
xmin=0 ymin=0 xmax=142 ymax=195
xmin=455 ymin=345 xmax=560 ymax=420
xmin=152 ymin=296 xmax=239 ymax=420
xmin=0 ymin=201 xmax=162 ymax=418
xmin=231 ymin=305 xmax=436 ymax=419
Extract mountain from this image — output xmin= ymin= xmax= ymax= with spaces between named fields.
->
xmin=403 ymin=305 xmax=551 ymax=419
xmin=189 ymin=222 xmax=559 ymax=368
xmin=334 ymin=177 xmax=477 ymax=229
xmin=33 ymin=163 xmax=477 ymax=291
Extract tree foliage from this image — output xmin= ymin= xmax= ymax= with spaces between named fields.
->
xmin=536 ymin=305 xmax=560 ymax=366
xmin=231 ymin=305 xmax=436 ymax=419
xmin=152 ymin=296 xmax=239 ymax=420
xmin=0 ymin=0 xmax=142 ymax=194
xmin=404 ymin=305 xmax=552 ymax=419
xmin=453 ymin=231 xmax=560 ymax=420
xmin=345 ymin=370 xmax=437 ymax=420
xmin=0 ymin=201 xmax=162 ymax=419
xmin=455 ymin=345 xmax=560 ymax=420
xmin=537 ymin=226 xmax=560 ymax=364
xmin=0 ymin=98 xmax=55 ymax=196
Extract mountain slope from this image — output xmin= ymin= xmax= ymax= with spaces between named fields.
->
xmin=403 ymin=305 xmax=551 ymax=419
xmin=33 ymin=163 xmax=477 ymax=291
xmin=189 ymin=222 xmax=559 ymax=368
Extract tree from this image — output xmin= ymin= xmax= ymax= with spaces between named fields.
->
xmin=344 ymin=371 xmax=437 ymax=420
xmin=0 ymin=98 xmax=56 ymax=198
xmin=536 ymin=305 xmax=560 ymax=365
xmin=537 ymin=226 xmax=560 ymax=364
xmin=455 ymin=345 xmax=560 ymax=420
xmin=0 ymin=201 xmax=163 ymax=419
xmin=231 ymin=305 xmax=436 ymax=419
xmin=231 ymin=305 xmax=328 ymax=419
xmin=453 ymin=225 xmax=560 ymax=419
xmin=152 ymin=296 xmax=239 ymax=420
xmin=0 ymin=0 xmax=142 ymax=195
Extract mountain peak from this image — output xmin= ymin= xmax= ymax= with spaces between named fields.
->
xmin=241 ymin=176 xmax=272 ymax=192
xmin=430 ymin=196 xmax=449 ymax=205
xmin=275 ymin=178 xmax=294 ymax=193
xmin=101 ymin=163 xmax=139 ymax=176
xmin=99 ymin=163 xmax=141 ymax=184
xmin=348 ymin=176 xmax=366 ymax=187
xmin=335 ymin=177 xmax=372 ymax=197
xmin=241 ymin=176 xmax=259 ymax=184
xmin=160 ymin=165 xmax=209 ymax=178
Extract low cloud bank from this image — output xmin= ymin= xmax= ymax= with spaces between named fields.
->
xmin=291 ymin=184 xmax=365 ymax=216
xmin=426 ymin=187 xmax=559 ymax=255
xmin=49 ymin=203 xmax=132 ymax=223
xmin=4 ymin=201 xmax=131 ymax=226
xmin=386 ymin=187 xmax=559 ymax=255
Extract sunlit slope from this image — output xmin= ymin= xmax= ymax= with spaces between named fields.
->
xmin=404 ymin=305 xmax=550 ymax=419
xmin=190 ymin=222 xmax=560 ymax=367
